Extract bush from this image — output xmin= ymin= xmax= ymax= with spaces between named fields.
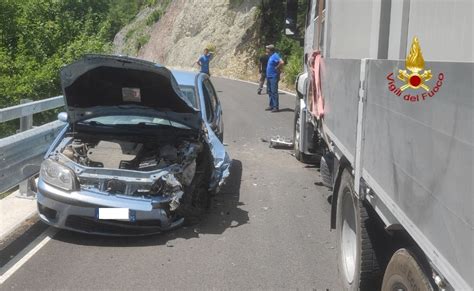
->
xmin=276 ymin=35 xmax=303 ymax=86
xmin=146 ymin=8 xmax=162 ymax=26
xmin=126 ymin=27 xmax=137 ymax=40
xmin=283 ymin=51 xmax=303 ymax=85
xmin=136 ymin=34 xmax=151 ymax=51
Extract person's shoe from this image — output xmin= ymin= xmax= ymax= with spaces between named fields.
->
xmin=265 ymin=107 xmax=272 ymax=111
xmin=271 ymin=108 xmax=279 ymax=112
xmin=257 ymin=88 xmax=262 ymax=95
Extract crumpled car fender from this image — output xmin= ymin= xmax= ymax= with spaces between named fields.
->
xmin=204 ymin=123 xmax=231 ymax=192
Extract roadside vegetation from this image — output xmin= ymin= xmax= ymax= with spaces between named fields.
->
xmin=257 ymin=0 xmax=307 ymax=87
xmin=0 ymin=0 xmax=164 ymax=137
xmin=0 ymin=0 xmax=307 ymax=137
xmin=118 ymin=0 xmax=171 ymax=56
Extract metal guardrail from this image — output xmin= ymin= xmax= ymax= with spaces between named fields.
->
xmin=0 ymin=96 xmax=65 ymax=197
xmin=0 ymin=96 xmax=63 ymax=123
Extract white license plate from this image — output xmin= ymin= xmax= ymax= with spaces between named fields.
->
xmin=97 ymin=208 xmax=130 ymax=220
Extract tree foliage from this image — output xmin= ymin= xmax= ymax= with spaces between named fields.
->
xmin=0 ymin=0 xmax=154 ymax=136
xmin=257 ymin=0 xmax=308 ymax=86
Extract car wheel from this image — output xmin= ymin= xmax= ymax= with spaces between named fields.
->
xmin=382 ymin=248 xmax=434 ymax=291
xmin=176 ymin=152 xmax=212 ymax=225
xmin=336 ymin=169 xmax=382 ymax=290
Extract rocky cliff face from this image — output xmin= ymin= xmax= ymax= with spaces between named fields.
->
xmin=114 ymin=0 xmax=261 ymax=79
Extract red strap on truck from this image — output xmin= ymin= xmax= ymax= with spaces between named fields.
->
xmin=310 ymin=51 xmax=324 ymax=119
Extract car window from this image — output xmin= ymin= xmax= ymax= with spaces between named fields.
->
xmin=203 ymin=80 xmax=218 ymax=115
xmin=202 ymin=82 xmax=214 ymax=123
xmin=178 ymin=85 xmax=197 ymax=108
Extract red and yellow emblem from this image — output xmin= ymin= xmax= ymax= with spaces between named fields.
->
xmin=386 ymin=36 xmax=444 ymax=102
xmin=397 ymin=37 xmax=432 ymax=91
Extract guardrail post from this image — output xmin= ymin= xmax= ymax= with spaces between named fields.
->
xmin=17 ymin=99 xmax=36 ymax=199
xmin=17 ymin=177 xmax=37 ymax=200
xmin=19 ymin=99 xmax=33 ymax=132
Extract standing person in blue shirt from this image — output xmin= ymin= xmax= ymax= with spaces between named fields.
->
xmin=196 ymin=48 xmax=214 ymax=76
xmin=265 ymin=44 xmax=284 ymax=112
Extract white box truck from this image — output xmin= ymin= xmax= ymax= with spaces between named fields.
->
xmin=286 ymin=0 xmax=473 ymax=290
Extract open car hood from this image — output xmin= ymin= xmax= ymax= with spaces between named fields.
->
xmin=60 ymin=54 xmax=200 ymax=128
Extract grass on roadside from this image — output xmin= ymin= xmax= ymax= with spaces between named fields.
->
xmin=0 ymin=186 xmax=18 ymax=200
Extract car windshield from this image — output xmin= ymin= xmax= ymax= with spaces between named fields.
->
xmin=178 ymin=85 xmax=197 ymax=108
xmin=78 ymin=115 xmax=191 ymax=129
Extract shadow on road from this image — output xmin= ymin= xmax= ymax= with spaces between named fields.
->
xmin=0 ymin=219 xmax=49 ymax=268
xmin=199 ymin=159 xmax=247 ymax=234
xmin=276 ymin=107 xmax=294 ymax=113
xmin=52 ymin=160 xmax=247 ymax=247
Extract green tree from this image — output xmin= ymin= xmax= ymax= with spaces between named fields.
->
xmin=0 ymin=0 xmax=154 ymax=137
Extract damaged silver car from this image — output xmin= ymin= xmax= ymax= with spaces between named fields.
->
xmin=36 ymin=55 xmax=231 ymax=235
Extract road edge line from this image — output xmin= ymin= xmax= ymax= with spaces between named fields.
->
xmin=0 ymin=227 xmax=58 ymax=285
xmin=219 ymin=76 xmax=297 ymax=96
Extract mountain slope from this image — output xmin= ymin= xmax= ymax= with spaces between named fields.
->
xmin=114 ymin=0 xmax=261 ymax=78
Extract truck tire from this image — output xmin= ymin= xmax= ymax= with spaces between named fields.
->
xmin=381 ymin=248 xmax=434 ymax=291
xmin=336 ymin=169 xmax=382 ymax=290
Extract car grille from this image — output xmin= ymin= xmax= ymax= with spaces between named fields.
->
xmin=65 ymin=215 xmax=162 ymax=235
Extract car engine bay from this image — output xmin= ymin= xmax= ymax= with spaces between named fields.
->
xmin=61 ymin=138 xmax=198 ymax=172
xmin=53 ymin=134 xmax=210 ymax=212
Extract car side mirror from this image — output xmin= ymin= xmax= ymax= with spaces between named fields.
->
xmin=58 ymin=112 xmax=68 ymax=122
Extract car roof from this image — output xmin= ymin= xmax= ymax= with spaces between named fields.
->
xmin=172 ymin=70 xmax=199 ymax=87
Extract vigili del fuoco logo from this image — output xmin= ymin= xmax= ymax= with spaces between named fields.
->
xmin=386 ymin=37 xmax=444 ymax=102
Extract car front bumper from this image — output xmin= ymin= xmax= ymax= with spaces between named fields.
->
xmin=36 ymin=179 xmax=183 ymax=236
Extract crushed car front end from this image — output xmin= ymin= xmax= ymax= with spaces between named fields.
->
xmin=36 ymin=55 xmax=230 ymax=235
xmin=37 ymin=129 xmax=207 ymax=235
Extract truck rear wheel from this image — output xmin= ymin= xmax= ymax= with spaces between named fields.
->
xmin=336 ymin=169 xmax=381 ymax=290
xmin=381 ymin=248 xmax=434 ymax=291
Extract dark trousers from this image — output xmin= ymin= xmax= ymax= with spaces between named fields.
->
xmin=267 ymin=77 xmax=279 ymax=109
xmin=258 ymin=73 xmax=266 ymax=90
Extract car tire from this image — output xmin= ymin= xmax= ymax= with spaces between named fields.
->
xmin=177 ymin=153 xmax=212 ymax=225
xmin=381 ymin=248 xmax=434 ymax=291
xmin=218 ymin=131 xmax=224 ymax=143
xmin=219 ymin=121 xmax=224 ymax=143
xmin=336 ymin=169 xmax=382 ymax=290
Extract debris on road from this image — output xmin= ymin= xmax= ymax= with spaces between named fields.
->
xmin=269 ymin=136 xmax=293 ymax=149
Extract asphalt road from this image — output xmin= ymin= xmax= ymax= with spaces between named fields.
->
xmin=1 ymin=77 xmax=341 ymax=290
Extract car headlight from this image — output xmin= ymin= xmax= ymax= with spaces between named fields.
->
xmin=40 ymin=159 xmax=77 ymax=191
